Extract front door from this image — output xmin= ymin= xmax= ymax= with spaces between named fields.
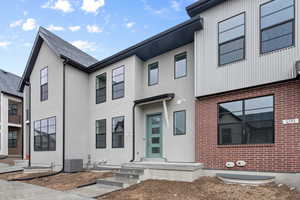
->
xmin=146 ymin=114 xmax=162 ymax=158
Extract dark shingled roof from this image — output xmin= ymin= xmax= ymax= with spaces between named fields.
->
xmin=0 ymin=69 xmax=22 ymax=97
xmin=39 ymin=27 xmax=98 ymax=67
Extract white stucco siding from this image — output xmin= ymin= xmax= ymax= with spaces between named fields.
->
xmin=65 ymin=65 xmax=90 ymax=165
xmin=30 ymin=42 xmax=63 ymax=168
xmin=195 ymin=0 xmax=300 ymax=97
xmin=89 ymin=56 xmax=136 ymax=165
xmin=136 ymin=43 xmax=196 ymax=162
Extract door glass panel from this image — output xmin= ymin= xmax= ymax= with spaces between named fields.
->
xmin=151 ymin=116 xmax=160 ymax=125
xmin=152 ymin=137 xmax=160 ymax=144
xmin=152 ymin=127 xmax=160 ymax=134
xmin=152 ymin=147 xmax=160 ymax=154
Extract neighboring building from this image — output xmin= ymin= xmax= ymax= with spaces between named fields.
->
xmin=189 ymin=0 xmax=300 ymax=172
xmin=0 ymin=69 xmax=23 ymax=158
xmin=19 ymin=0 xmax=299 ymax=174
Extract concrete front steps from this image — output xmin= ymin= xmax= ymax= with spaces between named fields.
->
xmin=217 ymin=173 xmax=275 ymax=186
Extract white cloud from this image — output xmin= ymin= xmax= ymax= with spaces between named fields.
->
xmin=46 ymin=24 xmax=65 ymax=31
xmin=125 ymin=22 xmax=136 ymax=29
xmin=22 ymin=18 xmax=37 ymax=31
xmin=171 ymin=0 xmax=181 ymax=11
xmin=0 ymin=41 xmax=11 ymax=48
xmin=81 ymin=0 xmax=105 ymax=13
xmin=71 ymin=40 xmax=97 ymax=52
xmin=69 ymin=26 xmax=81 ymax=32
xmin=86 ymin=25 xmax=102 ymax=33
xmin=9 ymin=19 xmax=23 ymax=28
xmin=23 ymin=11 xmax=28 ymax=16
xmin=142 ymin=0 xmax=168 ymax=15
xmin=42 ymin=0 xmax=74 ymax=13
xmin=23 ymin=42 xmax=32 ymax=47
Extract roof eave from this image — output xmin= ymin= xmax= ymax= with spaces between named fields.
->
xmin=186 ymin=0 xmax=227 ymax=17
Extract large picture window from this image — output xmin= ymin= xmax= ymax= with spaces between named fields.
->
xmin=112 ymin=66 xmax=124 ymax=100
xmin=260 ymin=0 xmax=295 ymax=54
xmin=148 ymin=62 xmax=159 ymax=86
xmin=112 ymin=116 xmax=124 ymax=148
xmin=40 ymin=67 xmax=48 ymax=101
xmin=96 ymin=73 xmax=106 ymax=104
xmin=96 ymin=119 xmax=106 ymax=149
xmin=218 ymin=96 xmax=274 ymax=145
xmin=34 ymin=117 xmax=56 ymax=151
xmin=218 ymin=13 xmax=245 ymax=65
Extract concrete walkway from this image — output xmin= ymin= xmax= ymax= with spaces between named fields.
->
xmin=67 ymin=184 xmax=121 ymax=198
xmin=0 ymin=180 xmax=93 ymax=200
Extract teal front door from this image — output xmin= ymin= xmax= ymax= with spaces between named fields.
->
xmin=146 ymin=114 xmax=162 ymax=158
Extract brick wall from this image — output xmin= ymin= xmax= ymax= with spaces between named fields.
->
xmin=195 ymin=80 xmax=300 ymax=172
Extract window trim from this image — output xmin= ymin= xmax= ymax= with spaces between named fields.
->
xmin=34 ymin=116 xmax=56 ymax=152
xmin=96 ymin=119 xmax=106 ymax=149
xmin=96 ymin=73 xmax=107 ymax=104
xmin=173 ymin=110 xmax=186 ymax=136
xmin=217 ymin=94 xmax=275 ymax=146
xmin=174 ymin=52 xmax=187 ymax=79
xmin=217 ymin=12 xmax=246 ymax=66
xmin=112 ymin=66 xmax=125 ymax=100
xmin=259 ymin=0 xmax=295 ymax=55
xmin=148 ymin=62 xmax=159 ymax=86
xmin=40 ymin=67 xmax=48 ymax=102
xmin=112 ymin=116 xmax=125 ymax=149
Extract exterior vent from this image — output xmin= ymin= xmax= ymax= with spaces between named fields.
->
xmin=64 ymin=159 xmax=83 ymax=173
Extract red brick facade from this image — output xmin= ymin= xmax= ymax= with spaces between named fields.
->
xmin=195 ymin=80 xmax=300 ymax=172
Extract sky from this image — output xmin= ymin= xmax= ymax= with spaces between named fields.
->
xmin=0 ymin=0 xmax=197 ymax=76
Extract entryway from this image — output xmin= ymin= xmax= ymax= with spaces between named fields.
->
xmin=146 ymin=114 xmax=162 ymax=158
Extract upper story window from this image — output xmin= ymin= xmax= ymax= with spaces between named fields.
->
xmin=112 ymin=116 xmax=124 ymax=148
xmin=8 ymin=103 xmax=18 ymax=115
xmin=40 ymin=67 xmax=48 ymax=101
xmin=218 ymin=95 xmax=274 ymax=145
xmin=34 ymin=117 xmax=56 ymax=151
xmin=148 ymin=62 xmax=159 ymax=86
xmin=112 ymin=66 xmax=124 ymax=100
xmin=96 ymin=73 xmax=106 ymax=104
xmin=218 ymin=13 xmax=245 ymax=66
xmin=96 ymin=119 xmax=106 ymax=149
xmin=174 ymin=53 xmax=187 ymax=79
xmin=260 ymin=0 xmax=295 ymax=54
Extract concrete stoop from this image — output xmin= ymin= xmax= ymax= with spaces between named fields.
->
xmin=67 ymin=184 xmax=121 ymax=198
xmin=217 ymin=173 xmax=275 ymax=186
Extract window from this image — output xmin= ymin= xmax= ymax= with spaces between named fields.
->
xmin=175 ymin=53 xmax=187 ymax=79
xmin=218 ymin=13 xmax=245 ymax=65
xmin=112 ymin=116 xmax=124 ymax=148
xmin=8 ymin=131 xmax=17 ymax=148
xmin=96 ymin=73 xmax=106 ymax=104
xmin=148 ymin=62 xmax=159 ymax=86
xmin=40 ymin=67 xmax=48 ymax=101
xmin=218 ymin=95 xmax=274 ymax=145
xmin=112 ymin=66 xmax=124 ymax=100
xmin=8 ymin=103 xmax=18 ymax=115
xmin=260 ymin=0 xmax=295 ymax=54
xmin=96 ymin=119 xmax=106 ymax=149
xmin=174 ymin=110 xmax=186 ymax=135
xmin=34 ymin=117 xmax=56 ymax=151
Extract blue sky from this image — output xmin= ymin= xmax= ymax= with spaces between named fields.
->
xmin=0 ymin=0 xmax=197 ymax=76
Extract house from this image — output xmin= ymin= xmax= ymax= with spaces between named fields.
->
xmin=190 ymin=0 xmax=300 ymax=173
xmin=0 ymin=69 xmax=23 ymax=158
xmin=19 ymin=0 xmax=299 ymax=177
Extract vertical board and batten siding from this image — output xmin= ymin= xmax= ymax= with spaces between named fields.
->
xmin=195 ymin=0 xmax=299 ymax=97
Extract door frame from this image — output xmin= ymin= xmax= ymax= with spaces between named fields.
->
xmin=146 ymin=113 xmax=163 ymax=158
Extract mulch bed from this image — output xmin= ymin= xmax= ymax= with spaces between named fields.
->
xmin=0 ymin=172 xmax=51 ymax=180
xmin=98 ymin=177 xmax=300 ymax=200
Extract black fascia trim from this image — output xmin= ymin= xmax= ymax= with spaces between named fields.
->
xmin=134 ymin=93 xmax=175 ymax=105
xmin=186 ymin=0 xmax=227 ymax=17
xmin=87 ymin=17 xmax=202 ymax=73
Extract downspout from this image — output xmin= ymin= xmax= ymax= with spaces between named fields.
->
xmin=62 ymin=59 xmax=67 ymax=172
xmin=28 ymin=82 xmax=31 ymax=167
xmin=130 ymin=103 xmax=137 ymax=162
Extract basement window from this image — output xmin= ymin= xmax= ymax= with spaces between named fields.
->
xmin=218 ymin=95 xmax=274 ymax=145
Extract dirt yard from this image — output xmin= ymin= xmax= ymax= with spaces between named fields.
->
xmin=98 ymin=177 xmax=300 ymax=200
xmin=0 ymin=171 xmax=112 ymax=191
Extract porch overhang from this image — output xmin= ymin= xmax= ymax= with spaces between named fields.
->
xmin=134 ymin=93 xmax=175 ymax=106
